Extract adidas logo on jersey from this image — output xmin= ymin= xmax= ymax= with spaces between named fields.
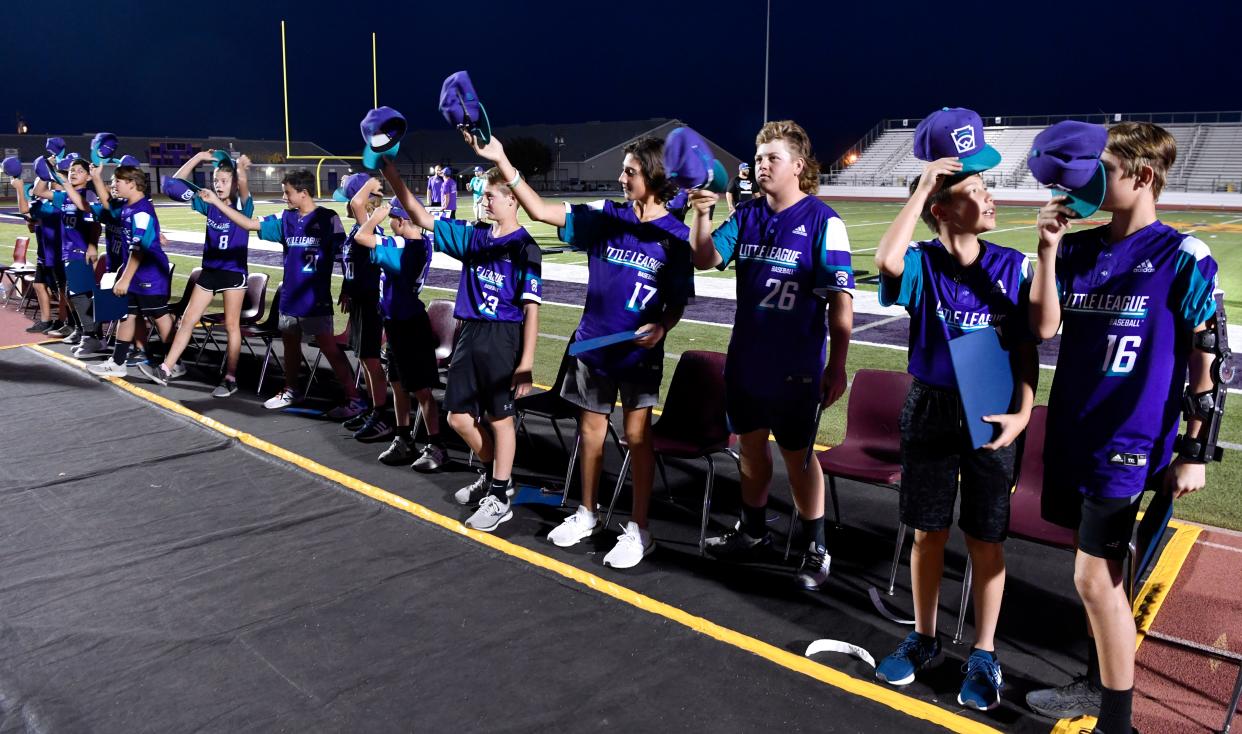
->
xmin=1133 ymin=259 xmax=1155 ymax=273
xmin=991 ymin=279 xmax=1007 ymax=295
xmin=792 ymin=224 xmax=807 ymax=237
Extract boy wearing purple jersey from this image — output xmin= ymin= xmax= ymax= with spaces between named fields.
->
xmin=1024 ymin=124 xmax=1220 ymax=734
xmin=140 ymin=152 xmax=254 ymax=397
xmin=870 ymin=109 xmax=1037 ymax=710
xmin=349 ymin=178 xmax=448 ymax=472
xmin=383 ymin=159 xmax=541 ymax=532
xmin=688 ymin=120 xmax=854 ymax=590
xmin=77 ymin=166 xmax=132 ymax=357
xmin=39 ymin=158 xmax=101 ymax=347
xmin=87 ymin=166 xmax=176 ymax=378
xmin=201 ymin=170 xmax=364 ymax=417
xmin=14 ymin=182 xmax=66 ymax=333
xmin=468 ymin=132 xmax=693 ymax=568
xmin=439 ymin=167 xmax=457 ymax=218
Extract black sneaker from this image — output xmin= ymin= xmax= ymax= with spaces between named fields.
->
xmin=1026 ymin=676 xmax=1102 ymax=719
xmin=211 ymin=377 xmax=238 ymax=398
xmin=342 ymin=408 xmax=373 ymax=432
xmin=26 ymin=319 xmax=52 ymax=333
xmin=378 ymin=435 xmax=415 ymax=465
xmin=43 ymin=320 xmax=66 ymax=336
xmin=704 ymin=521 xmax=773 ymax=560
xmin=795 ymin=541 xmax=832 ymax=590
xmin=353 ymin=412 xmax=394 ymax=442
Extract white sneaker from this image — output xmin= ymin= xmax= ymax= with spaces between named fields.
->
xmin=87 ymin=360 xmax=127 ymax=378
xmin=73 ymin=336 xmax=106 ymax=357
xmin=169 ymin=363 xmax=187 ymax=380
xmin=548 ymin=507 xmax=598 ymax=548
xmin=465 ymin=495 xmax=513 ymax=532
xmin=603 ymin=522 xmax=654 ymax=569
xmin=263 ymin=388 xmax=300 ymax=410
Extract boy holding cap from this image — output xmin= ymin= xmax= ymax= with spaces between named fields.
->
xmin=1025 ymin=121 xmax=1220 ymax=734
xmin=871 ymin=107 xmax=1037 ymax=710
xmin=381 ymin=159 xmax=542 ymax=532
xmin=687 ymin=120 xmax=854 ymax=590
xmin=14 ymin=179 xmax=68 ymax=334
xmin=201 ymin=170 xmax=365 ymax=418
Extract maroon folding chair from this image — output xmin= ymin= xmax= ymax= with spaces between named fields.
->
xmin=241 ymin=284 xmax=284 ymax=394
xmin=815 ymin=368 xmax=910 ymax=593
xmin=0 ymin=237 xmax=32 ymax=302
xmin=603 ymin=350 xmax=738 ymax=555
xmin=426 ymin=299 xmax=458 ymax=371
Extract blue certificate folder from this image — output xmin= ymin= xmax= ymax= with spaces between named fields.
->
xmin=568 ymin=330 xmax=640 ymax=357
xmin=93 ymin=288 xmax=129 ymax=323
xmin=66 ymin=260 xmax=96 ymax=295
xmin=948 ymin=327 xmax=1015 ymax=449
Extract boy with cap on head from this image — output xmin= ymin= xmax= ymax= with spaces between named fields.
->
xmin=726 ymin=162 xmax=754 ymax=215
xmin=871 ymin=107 xmax=1037 ymax=710
xmin=200 ymin=169 xmax=365 ymax=418
xmin=440 ymin=168 xmax=457 ymax=219
xmin=381 ymin=158 xmax=542 ymax=532
xmin=1024 ymin=122 xmax=1221 ymax=734
xmin=687 ymin=120 xmax=854 ymax=590
xmin=140 ymin=151 xmax=254 ymax=396
xmin=347 ymin=178 xmax=448 ymax=471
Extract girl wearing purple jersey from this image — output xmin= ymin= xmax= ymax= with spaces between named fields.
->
xmin=467 ymin=133 xmax=692 ymax=569
xmin=871 ymin=136 xmax=1037 ymax=709
xmin=687 ymin=121 xmax=853 ymax=591
xmin=140 ymin=151 xmax=253 ymax=397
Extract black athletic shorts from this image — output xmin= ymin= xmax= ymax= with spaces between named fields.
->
xmin=35 ymin=263 xmax=61 ymax=289
xmin=383 ymin=312 xmax=440 ymax=392
xmin=444 ymin=319 xmax=521 ymax=419
xmin=125 ymin=293 xmax=171 ymax=318
xmin=1042 ymin=480 xmax=1147 ymax=561
xmin=350 ymin=299 xmax=383 ymax=360
xmin=195 ymin=267 xmax=247 ymax=294
xmin=898 ymin=380 xmax=1016 ymax=543
xmin=725 ymin=373 xmax=819 ymax=451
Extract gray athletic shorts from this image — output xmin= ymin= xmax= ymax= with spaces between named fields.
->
xmin=559 ymin=358 xmax=661 ymax=415
xmin=278 ymin=313 xmax=335 ymax=343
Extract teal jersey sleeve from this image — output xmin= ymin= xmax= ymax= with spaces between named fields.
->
xmin=130 ymin=210 xmax=158 ymax=250
xmin=369 ymin=235 xmax=405 ymax=273
xmin=812 ymin=215 xmax=856 ymax=296
xmin=190 ymin=196 xmax=210 ymax=216
xmin=557 ymin=201 xmax=610 ymax=252
xmin=432 ymin=219 xmax=471 ymax=259
xmin=258 ymin=214 xmax=284 ymax=243
xmin=239 ymin=196 xmax=255 ymax=218
xmin=710 ymin=214 xmax=741 ymax=270
xmin=1174 ymin=236 xmax=1220 ymax=327
xmin=878 ymin=246 xmax=923 ymax=308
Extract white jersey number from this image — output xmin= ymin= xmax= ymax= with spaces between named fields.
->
xmin=1102 ymin=335 xmax=1142 ymax=375
xmin=759 ymin=278 xmax=798 ymax=311
xmin=626 ymin=283 xmax=658 ymax=313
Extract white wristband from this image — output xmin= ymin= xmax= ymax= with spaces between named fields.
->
xmin=506 ymin=170 xmax=522 ymax=189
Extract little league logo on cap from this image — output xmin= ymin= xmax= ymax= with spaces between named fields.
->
xmin=1028 ymin=120 xmax=1108 ymax=218
xmin=332 ymin=172 xmax=373 ymax=203
xmin=2 ymin=157 xmax=22 ymax=178
xmin=90 ymin=132 xmax=119 ymax=164
xmin=913 ymin=107 xmax=1001 ymax=173
xmin=359 ymin=107 xmax=407 ymax=171
xmin=161 ymin=176 xmax=200 ymax=203
xmin=439 ymin=71 xmax=492 ymax=145
xmin=45 ymin=137 xmax=66 ymax=161
xmin=664 ymin=127 xmax=729 ymax=194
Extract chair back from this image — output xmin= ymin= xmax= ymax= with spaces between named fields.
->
xmin=256 ymin=284 xmax=283 ymax=330
xmin=427 ymin=299 xmax=458 ymax=363
xmin=652 ymin=350 xmax=730 ymax=448
xmin=841 ymin=369 xmax=911 ymax=461
xmin=1008 ymin=406 xmax=1075 ymax=548
xmin=13 ymin=237 xmax=29 ymax=264
xmin=239 ymin=272 xmax=269 ymax=324
xmin=168 ymin=266 xmax=198 ymax=318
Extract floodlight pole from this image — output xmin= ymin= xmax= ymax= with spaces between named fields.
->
xmin=763 ymin=0 xmax=770 ymax=123
xmin=372 ymin=32 xmax=378 ymax=109
xmin=281 ymin=20 xmax=291 ymax=159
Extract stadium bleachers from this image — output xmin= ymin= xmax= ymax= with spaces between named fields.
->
xmin=830 ymin=116 xmax=1242 ymax=192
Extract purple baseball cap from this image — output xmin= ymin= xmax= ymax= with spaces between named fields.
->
xmin=162 ymin=176 xmax=200 ymax=203
xmin=913 ymin=107 xmax=1001 ymax=173
xmin=332 ymin=172 xmax=373 ymax=203
xmin=117 ymin=155 xmax=141 ymax=167
xmin=664 ymin=127 xmax=728 ymax=194
xmin=1028 ymin=120 xmax=1108 ymax=218
xmin=738 ymin=162 xmax=750 ymax=171
xmin=359 ymin=107 xmax=406 ymax=171
xmin=91 ymin=132 xmax=119 ymax=164
xmin=45 ymin=137 xmax=66 ymax=160
xmin=388 ymin=196 xmax=409 ymax=220
xmin=2 ymin=157 xmax=21 ymax=178
xmin=439 ymin=71 xmax=491 ymax=144
xmin=56 ymin=153 xmax=83 ymax=172
xmin=33 ymin=157 xmax=60 ymax=183
xmin=473 ymin=165 xmax=484 ymax=173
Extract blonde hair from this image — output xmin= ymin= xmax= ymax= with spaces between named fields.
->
xmin=755 ymin=120 xmax=820 ymax=194
xmin=1106 ymin=122 xmax=1177 ymax=201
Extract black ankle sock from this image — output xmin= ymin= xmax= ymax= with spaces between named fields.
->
xmin=740 ymin=501 xmax=767 ymax=537
xmin=1096 ymin=686 xmax=1132 ymax=734
xmin=489 ymin=478 xmax=509 ymax=501
xmin=428 ymin=433 xmax=444 ymax=447
xmin=915 ymin=631 xmax=938 ymax=646
xmin=112 ymin=340 xmax=131 ymax=364
xmin=1087 ymin=643 xmax=1101 ymax=686
xmin=798 ymin=516 xmax=826 ymax=548
xmin=396 ymin=425 xmax=412 ymax=440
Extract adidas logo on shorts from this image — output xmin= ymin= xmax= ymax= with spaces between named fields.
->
xmin=1133 ymin=259 xmax=1155 ymax=273
xmin=792 ymin=224 xmax=807 ymax=236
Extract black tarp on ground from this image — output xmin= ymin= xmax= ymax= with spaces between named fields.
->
xmin=0 ymin=347 xmax=963 ymax=733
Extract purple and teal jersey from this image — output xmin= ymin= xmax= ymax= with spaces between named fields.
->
xmin=432 ymin=219 xmax=542 ymax=323
xmin=120 ymin=197 xmax=170 ymax=296
xmin=711 ymin=196 xmax=855 ymax=392
xmin=427 ymin=176 xmax=442 ymax=205
xmin=1046 ymin=222 xmax=1219 ymax=499
xmin=191 ymin=194 xmax=253 ymax=272
xmin=27 ymin=191 xmax=61 ymax=267
xmin=440 ymin=177 xmax=457 ymax=209
xmin=469 ymin=176 xmax=485 ymax=203
xmin=665 ymin=190 xmax=690 ymax=222
xmin=259 ymin=207 xmax=346 ymax=317
xmin=91 ymin=199 xmax=130 ymax=272
xmin=558 ymin=199 xmax=694 ymax=377
xmin=880 ymin=239 xmax=1031 ymax=390
xmin=342 ymin=222 xmax=383 ymax=303
xmin=53 ymin=188 xmax=99 ymax=262
xmin=370 ymin=234 xmax=433 ymax=320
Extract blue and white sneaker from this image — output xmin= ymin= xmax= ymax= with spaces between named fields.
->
xmin=957 ymin=649 xmax=1003 ymax=711
xmin=875 ymin=632 xmax=941 ymax=686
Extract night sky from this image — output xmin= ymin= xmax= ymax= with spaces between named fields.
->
xmin=3 ymin=0 xmax=1239 ymax=164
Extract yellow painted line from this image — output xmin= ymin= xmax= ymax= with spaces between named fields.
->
xmin=28 ymin=342 xmax=996 ymax=734
xmin=1050 ymin=519 xmax=1201 ymax=733
xmin=0 ymin=338 xmax=61 ymax=351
